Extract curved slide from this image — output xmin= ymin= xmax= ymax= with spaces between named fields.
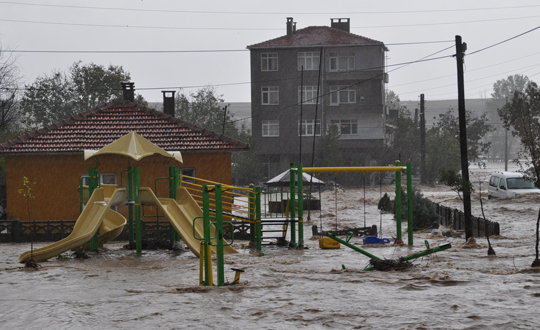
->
xmin=19 ymin=188 xmax=127 ymax=263
xmin=139 ymin=187 xmax=238 ymax=258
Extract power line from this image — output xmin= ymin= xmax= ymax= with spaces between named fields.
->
xmin=1 ymin=15 xmax=540 ymax=31
xmin=1 ymin=1 xmax=539 ymax=15
xmin=468 ymin=25 xmax=540 ymax=56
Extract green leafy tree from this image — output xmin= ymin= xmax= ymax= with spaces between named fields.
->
xmin=20 ymin=61 xmax=138 ymax=128
xmin=175 ymin=86 xmax=238 ymax=137
xmin=231 ymin=133 xmax=264 ymax=186
xmin=486 ymin=75 xmax=529 ymax=161
xmin=498 ymin=81 xmax=540 ymax=267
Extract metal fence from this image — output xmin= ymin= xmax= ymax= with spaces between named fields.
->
xmin=434 ymin=204 xmax=500 ymax=237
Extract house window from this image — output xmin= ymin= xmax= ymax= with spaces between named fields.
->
xmin=298 ymin=119 xmax=321 ymax=136
xmin=181 ymin=168 xmax=196 ymax=184
xmin=298 ymin=52 xmax=320 ymax=70
xmin=298 ymin=86 xmax=319 ymax=104
xmin=359 ymin=96 xmax=365 ymax=105
xmin=262 ymin=120 xmax=279 ymax=137
xmin=261 ymin=53 xmax=278 ymax=71
xmin=329 ymin=52 xmax=355 ymax=71
xmin=81 ymin=173 xmax=117 ymax=186
xmin=330 ymin=119 xmax=358 ymax=135
xmin=262 ymin=87 xmax=279 ymax=105
xmin=330 ymin=86 xmax=356 ymax=105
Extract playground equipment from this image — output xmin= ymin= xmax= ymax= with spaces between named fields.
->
xmin=327 ymin=232 xmax=452 ymax=271
xmin=19 ymin=188 xmax=127 ymax=263
xmin=285 ymin=161 xmax=415 ymax=249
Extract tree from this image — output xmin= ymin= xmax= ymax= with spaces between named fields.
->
xmin=0 ymin=46 xmax=22 ymax=140
xmin=175 ymin=86 xmax=238 ymax=137
xmin=20 ymin=61 xmax=136 ymax=128
xmin=498 ymin=81 xmax=540 ymax=267
xmin=486 ymin=75 xmax=529 ymax=161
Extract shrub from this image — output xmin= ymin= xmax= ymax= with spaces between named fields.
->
xmin=378 ymin=193 xmax=393 ymax=212
xmin=394 ymin=186 xmax=440 ymax=230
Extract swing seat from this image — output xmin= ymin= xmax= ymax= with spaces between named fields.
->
xmin=319 ymin=237 xmax=341 ymax=249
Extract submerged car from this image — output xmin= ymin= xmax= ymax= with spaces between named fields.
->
xmin=487 ymin=171 xmax=540 ymax=199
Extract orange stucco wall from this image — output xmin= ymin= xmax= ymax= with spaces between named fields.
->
xmin=6 ymin=152 xmax=232 ymax=221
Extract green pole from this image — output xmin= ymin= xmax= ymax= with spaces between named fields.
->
xmin=395 ymin=160 xmax=402 ymax=243
xmin=134 ymin=166 xmax=142 ymax=253
xmin=215 ymin=185 xmax=225 ymax=286
xmin=202 ymin=185 xmax=211 ymax=285
xmin=249 ymin=183 xmax=255 ymax=245
xmin=297 ymin=164 xmax=304 ymax=248
xmin=401 ymin=243 xmax=452 ymax=261
xmin=127 ymin=165 xmax=134 ymax=246
xmin=289 ymin=164 xmax=297 ymax=247
xmin=89 ymin=166 xmax=99 ymax=251
xmin=169 ymin=166 xmax=181 ymax=243
xmin=406 ymin=162 xmax=413 ymax=246
xmin=255 ymin=187 xmax=262 ymax=252
xmin=327 ymin=233 xmax=382 ymax=260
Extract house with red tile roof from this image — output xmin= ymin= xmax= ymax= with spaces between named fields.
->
xmin=247 ymin=18 xmax=389 ymax=178
xmin=0 ymin=85 xmax=249 ymax=222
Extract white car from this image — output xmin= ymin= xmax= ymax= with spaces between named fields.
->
xmin=487 ymin=171 xmax=540 ymax=199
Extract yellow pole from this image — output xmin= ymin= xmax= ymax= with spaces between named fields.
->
xmin=199 ymin=242 xmax=204 ymax=285
xmin=207 ymin=243 xmax=213 ymax=286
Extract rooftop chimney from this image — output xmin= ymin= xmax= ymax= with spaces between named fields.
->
xmin=162 ymin=91 xmax=176 ymax=117
xmin=121 ymin=82 xmax=135 ymax=102
xmin=331 ymin=18 xmax=350 ymax=33
xmin=286 ymin=17 xmax=296 ymax=37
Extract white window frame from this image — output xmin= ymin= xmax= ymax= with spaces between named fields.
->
xmin=298 ymin=52 xmax=320 ymax=70
xmin=81 ymin=173 xmax=117 ymax=186
xmin=330 ymin=86 xmax=356 ymax=105
xmin=262 ymin=86 xmax=279 ymax=105
xmin=298 ymin=119 xmax=321 ymax=136
xmin=330 ymin=119 xmax=358 ymax=136
xmin=298 ymin=86 xmax=319 ymax=104
xmin=262 ymin=120 xmax=279 ymax=137
xmin=261 ymin=53 xmax=278 ymax=71
xmin=329 ymin=52 xmax=355 ymax=71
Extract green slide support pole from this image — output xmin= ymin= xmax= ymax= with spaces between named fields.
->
xmin=202 ymin=185 xmax=211 ymax=285
xmin=169 ymin=166 xmax=181 ymax=243
xmin=289 ymin=164 xmax=297 ymax=247
xmin=215 ymin=185 xmax=225 ymax=286
xmin=407 ymin=162 xmax=413 ymax=246
xmin=401 ymin=242 xmax=452 ymax=261
xmin=127 ymin=166 xmax=134 ymax=246
xmin=134 ymin=166 xmax=142 ymax=253
xmin=297 ymin=164 xmax=304 ymax=248
xmin=89 ymin=166 xmax=99 ymax=251
xmin=395 ymin=160 xmax=402 ymax=242
xmin=249 ymin=183 xmax=255 ymax=245
xmin=255 ymin=187 xmax=262 ymax=252
xmin=327 ymin=233 xmax=382 ymax=261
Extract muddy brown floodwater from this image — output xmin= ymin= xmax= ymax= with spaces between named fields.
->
xmin=2 ymin=181 xmax=540 ymax=329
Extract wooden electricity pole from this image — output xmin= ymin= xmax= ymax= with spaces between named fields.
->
xmin=420 ymin=94 xmax=426 ymax=184
xmin=455 ymin=35 xmax=473 ymax=240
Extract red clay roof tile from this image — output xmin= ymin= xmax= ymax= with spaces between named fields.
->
xmin=0 ymin=99 xmax=249 ymax=154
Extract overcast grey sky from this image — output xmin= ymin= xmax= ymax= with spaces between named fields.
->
xmin=1 ymin=0 xmax=540 ymax=105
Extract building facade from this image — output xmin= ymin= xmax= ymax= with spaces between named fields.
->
xmin=248 ymin=18 xmax=388 ymax=178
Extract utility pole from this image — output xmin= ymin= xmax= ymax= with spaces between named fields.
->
xmin=504 ymin=96 xmax=508 ymax=171
xmin=455 ymin=35 xmax=473 ymax=241
xmin=221 ymin=105 xmax=228 ymax=135
xmin=420 ymin=94 xmax=426 ymax=184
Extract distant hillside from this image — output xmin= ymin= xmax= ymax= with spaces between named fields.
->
xmin=400 ymin=99 xmax=490 ymax=127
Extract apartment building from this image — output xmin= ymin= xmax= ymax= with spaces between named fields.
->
xmin=247 ymin=18 xmax=388 ymax=178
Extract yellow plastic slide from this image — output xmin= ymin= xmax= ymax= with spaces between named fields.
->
xmin=139 ymin=187 xmax=238 ymax=257
xmin=19 ymin=188 xmax=127 ymax=263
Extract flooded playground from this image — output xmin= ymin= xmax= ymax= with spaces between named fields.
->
xmin=2 ymin=176 xmax=540 ymax=329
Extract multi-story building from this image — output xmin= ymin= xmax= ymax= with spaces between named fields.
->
xmin=248 ymin=18 xmax=388 ymax=178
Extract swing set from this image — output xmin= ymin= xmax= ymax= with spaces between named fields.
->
xmin=287 ymin=161 xmax=415 ymax=248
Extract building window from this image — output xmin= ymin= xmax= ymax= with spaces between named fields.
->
xmin=298 ymin=86 xmax=319 ymax=104
xmin=261 ymin=53 xmax=278 ymax=71
xmin=330 ymin=86 xmax=356 ymax=105
xmin=262 ymin=86 xmax=279 ymax=105
xmin=262 ymin=120 xmax=279 ymax=137
xmin=181 ymin=168 xmax=196 ymax=184
xmin=298 ymin=52 xmax=320 ymax=70
xmin=329 ymin=52 xmax=355 ymax=71
xmin=359 ymin=96 xmax=365 ymax=105
xmin=81 ymin=173 xmax=117 ymax=186
xmin=330 ymin=119 xmax=358 ymax=135
xmin=298 ymin=119 xmax=321 ymax=136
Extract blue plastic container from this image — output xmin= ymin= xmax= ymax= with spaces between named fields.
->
xmin=363 ymin=236 xmax=391 ymax=244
